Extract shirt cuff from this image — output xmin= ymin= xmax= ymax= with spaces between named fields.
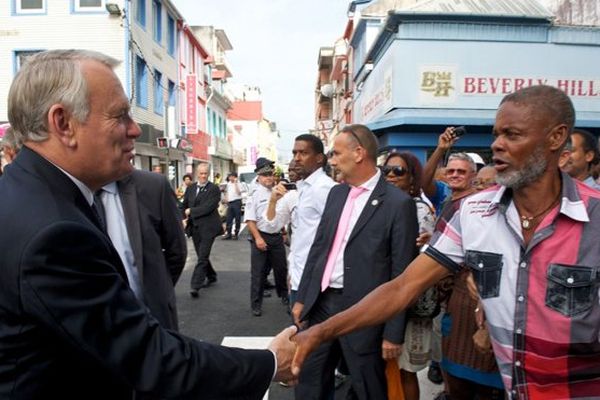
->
xmin=268 ymin=349 xmax=277 ymax=380
xmin=422 ymin=244 xmax=461 ymax=274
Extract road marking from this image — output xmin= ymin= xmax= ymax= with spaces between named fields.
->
xmin=221 ymin=336 xmax=274 ymax=400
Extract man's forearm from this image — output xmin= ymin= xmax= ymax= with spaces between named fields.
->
xmin=246 ymin=221 xmax=262 ymax=241
xmin=266 ymin=199 xmax=277 ymax=221
xmin=313 ymin=255 xmax=448 ymax=341
xmin=423 ymin=146 xmax=446 ymax=197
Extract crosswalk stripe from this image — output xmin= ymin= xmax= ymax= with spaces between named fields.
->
xmin=221 ymin=336 xmax=274 ymax=400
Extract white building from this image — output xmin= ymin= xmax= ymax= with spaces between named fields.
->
xmin=0 ymin=0 xmax=187 ymax=183
xmin=191 ymin=25 xmax=234 ymax=179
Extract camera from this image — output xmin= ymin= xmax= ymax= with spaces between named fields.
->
xmin=452 ymin=126 xmax=466 ymax=137
xmin=282 ymin=183 xmax=297 ymax=191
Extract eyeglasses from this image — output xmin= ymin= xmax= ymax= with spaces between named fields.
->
xmin=380 ymin=165 xmax=407 ymax=177
xmin=445 ymin=168 xmax=468 ymax=176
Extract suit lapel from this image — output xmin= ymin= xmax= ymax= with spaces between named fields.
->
xmin=117 ymin=176 xmax=144 ymax=283
xmin=347 ymin=177 xmax=387 ymax=244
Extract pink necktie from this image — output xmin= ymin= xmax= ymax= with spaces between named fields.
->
xmin=321 ymin=186 xmax=366 ymax=292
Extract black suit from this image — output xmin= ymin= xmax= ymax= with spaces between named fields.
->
xmin=117 ymin=170 xmax=187 ymax=330
xmin=182 ymin=181 xmax=223 ymax=290
xmin=295 ymin=176 xmax=419 ymax=400
xmin=0 ymin=148 xmax=273 ymax=399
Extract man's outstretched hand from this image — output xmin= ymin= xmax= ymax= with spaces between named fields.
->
xmin=291 ymin=324 xmax=325 ymax=376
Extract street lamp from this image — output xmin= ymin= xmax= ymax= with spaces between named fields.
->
xmin=105 ymin=2 xmax=122 ymax=15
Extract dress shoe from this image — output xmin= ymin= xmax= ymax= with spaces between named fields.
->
xmin=222 ymin=235 xmax=232 ymax=240
xmin=232 ymin=235 xmax=238 ymax=240
xmin=189 ymin=289 xmax=199 ymax=298
xmin=252 ymin=308 xmax=262 ymax=317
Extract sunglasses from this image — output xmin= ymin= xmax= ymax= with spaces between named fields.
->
xmin=381 ymin=165 xmax=408 ymax=177
xmin=445 ymin=168 xmax=468 ymax=176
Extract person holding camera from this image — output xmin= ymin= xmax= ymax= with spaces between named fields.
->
xmin=264 ymin=135 xmax=336 ymax=310
xmin=422 ymin=127 xmax=477 ymax=213
xmin=244 ymin=158 xmax=289 ymax=317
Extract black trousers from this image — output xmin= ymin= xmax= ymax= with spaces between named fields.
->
xmin=249 ymin=232 xmax=287 ymax=310
xmin=190 ymin=228 xmax=217 ymax=290
xmin=295 ymin=289 xmax=387 ymax=400
xmin=225 ymin=199 xmax=242 ymax=236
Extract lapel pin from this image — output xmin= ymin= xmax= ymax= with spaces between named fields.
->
xmin=371 ymin=199 xmax=379 ymax=206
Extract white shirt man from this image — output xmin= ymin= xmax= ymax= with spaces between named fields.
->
xmin=264 ymin=167 xmax=336 ymax=292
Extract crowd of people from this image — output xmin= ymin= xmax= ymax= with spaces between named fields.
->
xmin=2 ymin=49 xmax=600 ymax=400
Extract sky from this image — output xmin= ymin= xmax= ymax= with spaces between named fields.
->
xmin=171 ymin=0 xmax=352 ymax=162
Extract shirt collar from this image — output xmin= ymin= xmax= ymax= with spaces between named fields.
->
xmin=51 ymin=162 xmax=95 ymax=206
xmin=489 ymin=172 xmax=589 ymax=223
xmin=353 ymin=168 xmax=380 ymax=192
xmin=303 ymin=167 xmax=326 ymax=187
xmin=101 ymin=182 xmax=118 ymax=195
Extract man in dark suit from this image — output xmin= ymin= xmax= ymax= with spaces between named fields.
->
xmin=183 ymin=162 xmax=223 ymax=298
xmin=292 ymin=124 xmax=419 ymax=399
xmin=97 ymin=170 xmax=187 ymax=330
xmin=0 ymin=49 xmax=296 ymax=399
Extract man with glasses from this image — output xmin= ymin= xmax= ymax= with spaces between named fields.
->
xmin=244 ymin=158 xmax=288 ymax=316
xmin=422 ymin=128 xmax=478 ymax=215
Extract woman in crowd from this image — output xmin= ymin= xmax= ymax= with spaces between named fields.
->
xmin=382 ymin=151 xmax=436 ymax=400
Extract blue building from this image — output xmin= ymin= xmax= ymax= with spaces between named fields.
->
xmin=351 ymin=0 xmax=600 ymax=163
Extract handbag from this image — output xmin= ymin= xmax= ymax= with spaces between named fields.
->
xmin=385 ymin=359 xmax=405 ymax=400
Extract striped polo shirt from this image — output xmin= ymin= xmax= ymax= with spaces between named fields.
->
xmin=424 ymin=173 xmax=600 ymax=399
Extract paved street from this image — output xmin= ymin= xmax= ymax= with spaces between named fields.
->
xmin=174 ymin=228 xmax=442 ymax=399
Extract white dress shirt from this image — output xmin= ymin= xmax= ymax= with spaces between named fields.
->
xmin=52 ymin=163 xmax=143 ymax=299
xmin=226 ymin=181 xmax=243 ymax=202
xmin=263 ymin=168 xmax=336 ymax=290
xmin=99 ymin=182 xmax=142 ymax=299
xmin=328 ymin=169 xmax=380 ymax=289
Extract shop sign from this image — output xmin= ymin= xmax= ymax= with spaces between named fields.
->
xmin=185 ymin=74 xmax=197 ymax=134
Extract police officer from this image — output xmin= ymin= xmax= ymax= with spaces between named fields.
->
xmin=244 ymin=158 xmax=288 ymax=316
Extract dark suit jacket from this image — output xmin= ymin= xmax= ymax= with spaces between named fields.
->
xmin=0 ymin=148 xmax=273 ymax=399
xmin=296 ymin=176 xmax=419 ymax=354
xmin=117 ymin=170 xmax=187 ymax=330
xmin=182 ymin=181 xmax=223 ymax=238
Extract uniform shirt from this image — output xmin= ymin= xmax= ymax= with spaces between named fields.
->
xmin=263 ymin=168 xmax=336 ymax=290
xmin=244 ymin=183 xmax=281 ymax=234
xmin=424 ymin=174 xmax=600 ymax=399
xmin=329 ymin=169 xmax=380 ymax=289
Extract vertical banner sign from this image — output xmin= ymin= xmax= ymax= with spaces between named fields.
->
xmin=186 ymin=74 xmax=197 ymax=134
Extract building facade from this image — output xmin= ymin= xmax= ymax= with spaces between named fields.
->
xmin=317 ymin=0 xmax=600 ymax=164
xmin=0 ymin=0 xmax=187 ymax=184
xmin=191 ymin=26 xmax=234 ymax=179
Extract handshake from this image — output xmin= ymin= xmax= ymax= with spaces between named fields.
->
xmin=267 ymin=324 xmax=322 ymax=385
